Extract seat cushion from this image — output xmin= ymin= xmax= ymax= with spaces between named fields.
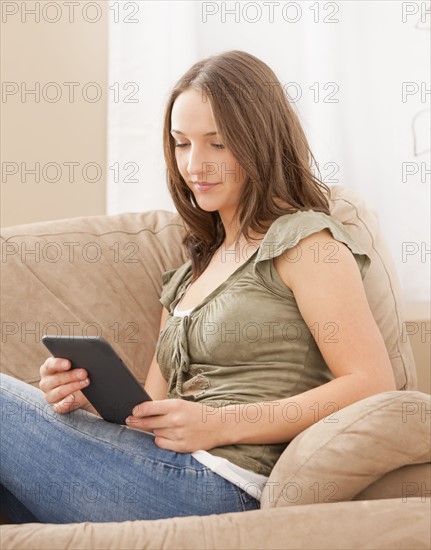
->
xmin=352 ymin=462 xmax=430 ymax=501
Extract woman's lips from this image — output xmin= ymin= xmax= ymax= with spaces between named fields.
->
xmin=194 ymin=182 xmax=220 ymax=191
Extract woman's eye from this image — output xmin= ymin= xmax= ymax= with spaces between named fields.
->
xmin=174 ymin=143 xmax=225 ymax=149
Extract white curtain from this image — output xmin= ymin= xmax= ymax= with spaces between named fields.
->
xmin=107 ymin=0 xmax=200 ymax=213
xmin=108 ymin=0 xmax=430 ymax=307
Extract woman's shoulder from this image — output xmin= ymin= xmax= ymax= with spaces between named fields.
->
xmin=159 ymin=260 xmax=192 ymax=311
xmin=253 ymin=209 xmax=371 ymax=281
xmin=161 ymin=260 xmax=192 ymax=286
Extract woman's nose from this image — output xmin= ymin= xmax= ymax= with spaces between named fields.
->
xmin=187 ymin=146 xmax=215 ymax=179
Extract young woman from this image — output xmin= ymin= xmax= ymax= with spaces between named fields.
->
xmin=0 ymin=50 xmax=396 ymax=524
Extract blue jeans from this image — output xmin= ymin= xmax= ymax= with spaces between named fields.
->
xmin=0 ymin=373 xmax=260 ymax=524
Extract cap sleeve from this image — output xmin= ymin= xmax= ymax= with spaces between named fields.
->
xmin=159 ymin=261 xmax=192 ymax=312
xmin=253 ymin=211 xmax=371 ymax=291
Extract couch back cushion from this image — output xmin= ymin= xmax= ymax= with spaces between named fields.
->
xmin=0 ymin=211 xmax=188 ymax=387
xmin=0 ymin=185 xmax=417 ymax=391
xmin=327 ymin=185 xmax=416 ymax=390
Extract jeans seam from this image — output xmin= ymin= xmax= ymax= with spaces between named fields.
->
xmin=232 ymin=485 xmax=247 ymax=511
xmin=235 ymin=485 xmax=260 ymax=510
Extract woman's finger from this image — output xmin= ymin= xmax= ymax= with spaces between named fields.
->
xmin=45 ymin=378 xmax=90 ymax=406
xmin=39 ymin=357 xmax=70 ymax=378
xmin=153 ymin=434 xmax=186 ymax=452
xmin=53 ymin=393 xmax=78 ymax=414
xmin=125 ymin=414 xmax=169 ymax=430
xmin=39 ymin=368 xmax=88 ymax=393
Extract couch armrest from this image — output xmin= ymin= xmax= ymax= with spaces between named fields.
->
xmin=261 ymin=390 xmax=431 ymax=508
xmin=0 ymin=497 xmax=429 ymax=550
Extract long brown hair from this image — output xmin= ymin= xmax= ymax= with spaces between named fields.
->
xmin=162 ymin=50 xmax=331 ymax=280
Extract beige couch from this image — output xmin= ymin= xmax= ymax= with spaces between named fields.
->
xmin=1 ymin=185 xmax=430 ymax=549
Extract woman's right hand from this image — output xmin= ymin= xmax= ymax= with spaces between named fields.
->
xmin=39 ymin=357 xmax=91 ymax=414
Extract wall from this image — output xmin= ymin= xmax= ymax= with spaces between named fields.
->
xmin=1 ymin=0 xmax=107 ymax=226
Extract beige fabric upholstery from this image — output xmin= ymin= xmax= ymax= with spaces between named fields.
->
xmin=1 ymin=498 xmax=429 ymax=550
xmin=260 ymin=390 xmax=431 ymax=508
xmin=353 ymin=463 xmax=431 ymax=501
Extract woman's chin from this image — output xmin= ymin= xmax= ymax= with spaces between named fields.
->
xmin=193 ymin=198 xmax=221 ymax=213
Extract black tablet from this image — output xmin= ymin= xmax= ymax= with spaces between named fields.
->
xmin=42 ymin=335 xmax=152 ymax=425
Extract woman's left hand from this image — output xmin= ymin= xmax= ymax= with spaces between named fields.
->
xmin=125 ymin=399 xmax=224 ymax=452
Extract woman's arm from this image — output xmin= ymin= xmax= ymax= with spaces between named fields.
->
xmin=143 ymin=306 xmax=169 ymax=401
xmin=221 ymin=228 xmax=397 ymax=446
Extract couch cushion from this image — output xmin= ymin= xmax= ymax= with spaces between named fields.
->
xmin=352 ymin=462 xmax=431 ymax=501
xmin=0 ymin=211 xmax=188 ymax=387
xmin=327 ymin=185 xmax=417 ymax=390
xmin=260 ymin=390 xmax=431 ymax=508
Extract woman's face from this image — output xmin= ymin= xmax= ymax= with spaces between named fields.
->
xmin=170 ymin=88 xmax=247 ymax=222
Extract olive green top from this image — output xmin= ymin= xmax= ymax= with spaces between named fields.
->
xmin=156 ymin=210 xmax=371 ymax=476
